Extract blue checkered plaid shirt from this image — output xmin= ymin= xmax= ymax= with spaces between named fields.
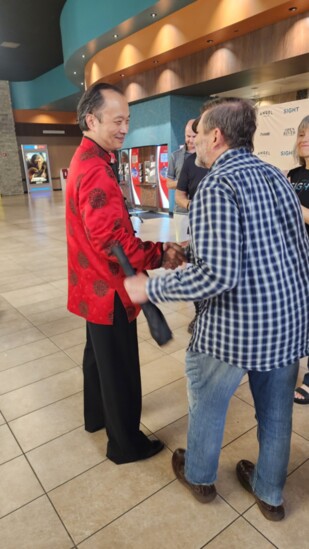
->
xmin=147 ymin=148 xmax=309 ymax=371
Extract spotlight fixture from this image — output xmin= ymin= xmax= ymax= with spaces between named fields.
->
xmin=81 ymin=82 xmax=84 ymax=86
xmin=288 ymin=6 xmax=297 ymax=11
xmin=82 ymin=54 xmax=85 ymax=58
xmin=73 ymin=71 xmax=77 ymax=75
xmin=113 ymin=34 xmax=118 ymax=38
xmin=151 ymin=13 xmax=157 ymax=18
xmin=120 ymin=74 xmax=125 ymax=77
xmin=207 ymin=39 xmax=214 ymax=44
xmin=153 ymin=60 xmax=159 ymax=64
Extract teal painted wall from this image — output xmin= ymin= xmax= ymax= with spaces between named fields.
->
xmin=61 ymin=0 xmax=155 ymax=62
xmin=10 ymin=65 xmax=79 ymax=110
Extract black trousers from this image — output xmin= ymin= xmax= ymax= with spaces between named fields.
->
xmin=83 ymin=293 xmax=151 ymax=463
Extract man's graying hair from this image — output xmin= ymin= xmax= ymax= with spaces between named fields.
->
xmin=77 ymin=82 xmax=124 ymax=132
xmin=200 ymin=97 xmax=257 ymax=152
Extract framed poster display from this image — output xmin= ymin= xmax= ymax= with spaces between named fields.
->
xmin=21 ymin=144 xmax=52 ymax=192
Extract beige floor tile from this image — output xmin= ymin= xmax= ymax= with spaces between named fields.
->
xmin=169 ymin=347 xmax=186 ymax=364
xmin=0 ymin=496 xmax=73 ymax=549
xmin=0 ymin=455 xmax=44 ymax=517
xmin=148 ymin=326 xmax=192 ymax=354
xmin=138 ymin=340 xmax=166 ymax=365
xmin=292 ymin=403 xmax=309 ymax=440
xmin=141 ymin=355 xmax=184 ymax=395
xmin=0 ymin=352 xmax=78 ymax=394
xmin=156 ymin=415 xmax=188 ymax=451
xmin=64 ymin=343 xmax=85 ymax=365
xmin=222 ymin=395 xmax=257 ymax=447
xmin=49 ymin=448 xmax=174 ymax=544
xmin=78 ymin=481 xmax=237 ymax=549
xmin=0 ymin=338 xmax=59 ymax=371
xmin=0 ymin=367 xmax=83 ymax=421
xmin=27 ymin=426 xmax=107 ymax=491
xmin=0 ymin=310 xmax=33 ymax=336
xmin=163 ymin=310 xmax=191 ymax=330
xmin=51 ymin=327 xmax=86 ymax=350
xmin=244 ymin=460 xmax=309 ymax=548
xmin=141 ymin=378 xmax=188 ymax=432
xmin=8 ymin=392 xmax=83 ymax=452
xmin=0 ymin=412 xmax=5 ymax=425
xmin=38 ymin=314 xmax=85 ymax=337
xmin=50 ymin=278 xmax=68 ymax=292
xmin=1 ymin=282 xmax=64 ymax=308
xmin=206 ymin=516 xmax=275 ymax=548
xmin=156 ymin=395 xmax=257 ymax=452
xmin=216 ymin=427 xmax=309 ymax=514
xmin=234 ymin=379 xmax=254 ymax=406
xmin=0 ymin=424 xmax=22 ymax=464
xmin=28 ymin=305 xmax=72 ymax=326
xmin=0 ymin=272 xmax=45 ymax=293
xmin=17 ymin=295 xmax=67 ymax=318
xmin=0 ymin=326 xmax=46 ymax=353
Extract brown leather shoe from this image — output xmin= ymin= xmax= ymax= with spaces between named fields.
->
xmin=236 ymin=459 xmax=285 ymax=521
xmin=172 ymin=448 xmax=216 ymax=503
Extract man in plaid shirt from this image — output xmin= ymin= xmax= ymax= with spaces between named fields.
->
xmin=125 ymin=97 xmax=309 ymax=521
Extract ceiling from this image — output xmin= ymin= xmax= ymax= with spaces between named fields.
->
xmin=0 ymin=0 xmax=66 ymax=81
xmin=0 ymin=0 xmax=308 ymax=110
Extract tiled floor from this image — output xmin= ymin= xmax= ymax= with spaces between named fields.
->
xmin=0 ymin=191 xmax=308 ymax=549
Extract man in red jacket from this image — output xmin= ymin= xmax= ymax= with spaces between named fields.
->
xmin=66 ymin=82 xmax=184 ymax=464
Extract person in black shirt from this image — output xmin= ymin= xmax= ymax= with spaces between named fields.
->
xmin=176 ymin=118 xmax=209 ymax=333
xmin=287 ymin=115 xmax=309 ymax=404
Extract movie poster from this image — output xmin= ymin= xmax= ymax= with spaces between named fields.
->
xmin=21 ymin=144 xmax=52 ymax=192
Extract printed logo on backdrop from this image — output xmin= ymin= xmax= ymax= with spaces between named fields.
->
xmin=259 ymin=110 xmax=273 ymax=117
xmin=283 ymin=106 xmax=300 ymax=114
xmin=283 ymin=128 xmax=295 ymax=136
xmin=254 ymin=97 xmax=309 ymax=171
xmin=257 ymin=150 xmax=270 ymax=156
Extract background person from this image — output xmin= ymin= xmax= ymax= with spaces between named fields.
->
xmin=124 ymin=97 xmax=309 ymax=520
xmin=166 ymin=119 xmax=196 ymax=242
xmin=66 ymin=82 xmax=185 ymax=465
xmin=175 ymin=116 xmax=208 ymax=333
xmin=287 ymin=114 xmax=309 ymax=404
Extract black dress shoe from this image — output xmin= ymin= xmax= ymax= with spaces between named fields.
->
xmin=236 ymin=459 xmax=285 ymax=521
xmin=107 ymin=438 xmax=164 ymax=464
xmin=172 ymin=448 xmax=216 ymax=503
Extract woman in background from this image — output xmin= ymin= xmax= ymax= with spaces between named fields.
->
xmin=287 ymin=115 xmax=309 ymax=404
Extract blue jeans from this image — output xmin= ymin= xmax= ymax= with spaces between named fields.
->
xmin=185 ymin=352 xmax=299 ymax=506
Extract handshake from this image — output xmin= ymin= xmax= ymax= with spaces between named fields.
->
xmin=124 ymin=241 xmax=187 ymax=305
xmin=161 ymin=241 xmax=187 ymax=270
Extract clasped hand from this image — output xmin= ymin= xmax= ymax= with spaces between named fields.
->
xmin=124 ymin=242 xmax=186 ymax=304
xmin=162 ymin=242 xmax=187 ymax=270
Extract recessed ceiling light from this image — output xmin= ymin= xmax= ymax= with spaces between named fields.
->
xmin=0 ymin=41 xmax=20 ymax=48
xmin=207 ymin=39 xmax=214 ymax=44
xmin=82 ymin=54 xmax=85 ymax=58
xmin=153 ymin=60 xmax=159 ymax=64
xmin=113 ymin=34 xmax=118 ymax=38
xmin=151 ymin=13 xmax=157 ymax=18
xmin=73 ymin=71 xmax=77 ymax=75
xmin=120 ymin=74 xmax=125 ymax=77
xmin=289 ymin=6 xmax=297 ymax=10
xmin=81 ymin=82 xmax=84 ymax=86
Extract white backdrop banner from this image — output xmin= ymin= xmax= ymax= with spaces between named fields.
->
xmin=254 ymin=98 xmax=309 ymax=172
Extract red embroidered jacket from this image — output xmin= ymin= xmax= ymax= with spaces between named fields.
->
xmin=66 ymin=137 xmax=163 ymax=324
